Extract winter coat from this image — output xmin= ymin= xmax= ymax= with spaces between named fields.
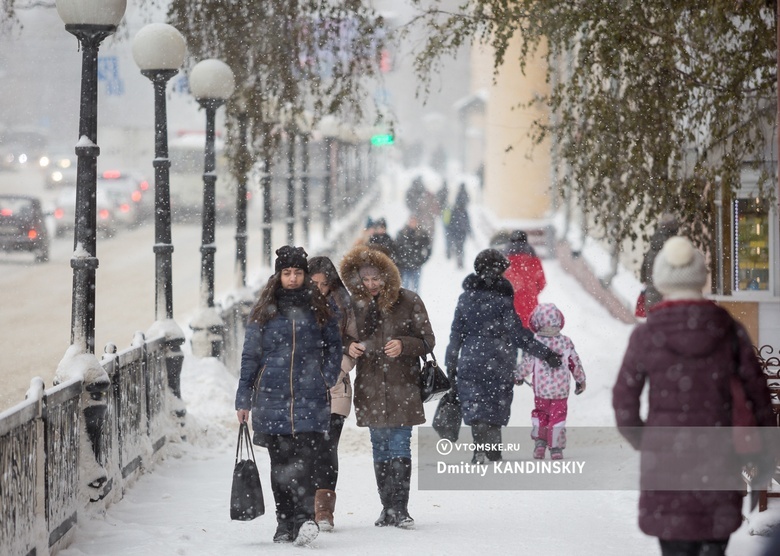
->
xmin=446 ymin=202 xmax=471 ymax=245
xmin=516 ymin=304 xmax=585 ymax=399
xmin=367 ymin=232 xmax=396 ymax=261
xmin=340 ymin=246 xmax=435 ymax=428
xmin=613 ymin=299 xmax=774 ymax=541
xmin=235 ymin=289 xmax=342 ymax=443
xmin=394 ymin=225 xmax=432 ymax=271
xmin=504 ymin=245 xmax=546 ymax=326
xmin=328 ymin=287 xmax=357 ymax=417
xmin=445 ymin=274 xmax=559 ymax=426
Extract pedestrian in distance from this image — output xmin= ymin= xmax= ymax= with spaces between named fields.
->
xmin=637 ymin=212 xmax=680 ymax=316
xmin=613 ymin=236 xmax=774 ymax=556
xmin=503 ymin=230 xmax=546 ymax=326
xmin=235 ymin=246 xmax=342 ymax=547
xmin=446 ymin=184 xmax=472 ymax=269
xmin=515 ymin=302 xmax=586 ymax=460
xmin=394 ymin=214 xmax=432 ymax=293
xmin=366 ymin=217 xmax=396 ymax=261
xmin=339 ymin=245 xmax=436 ymax=529
xmin=307 ymin=256 xmax=358 ymax=532
xmin=445 ymin=249 xmax=563 ymax=464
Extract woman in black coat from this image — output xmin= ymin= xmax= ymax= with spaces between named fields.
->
xmin=445 ymin=249 xmax=562 ymax=463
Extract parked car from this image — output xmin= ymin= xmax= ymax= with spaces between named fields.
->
xmin=98 ymin=170 xmax=153 ymax=224
xmin=52 ymin=186 xmax=117 ymax=238
xmin=0 ymin=194 xmax=50 ymax=262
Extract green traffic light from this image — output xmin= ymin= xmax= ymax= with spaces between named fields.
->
xmin=370 ymin=134 xmax=394 ymax=146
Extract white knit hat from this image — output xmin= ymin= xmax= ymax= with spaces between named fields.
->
xmin=652 ymin=236 xmax=707 ymax=300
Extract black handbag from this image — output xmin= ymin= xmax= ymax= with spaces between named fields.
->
xmin=420 ymin=341 xmax=451 ymax=403
xmin=230 ymin=422 xmax=265 ymax=521
xmin=432 ymin=391 xmax=462 ymax=441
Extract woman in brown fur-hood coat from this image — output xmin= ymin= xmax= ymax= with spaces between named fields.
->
xmin=339 ymin=245 xmax=435 ymax=428
xmin=339 ymin=245 xmax=435 ymax=529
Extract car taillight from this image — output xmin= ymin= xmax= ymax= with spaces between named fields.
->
xmin=246 ymin=191 xmax=252 ymax=200
xmin=54 ymin=208 xmax=64 ymax=219
xmin=27 ymin=229 xmax=38 ymax=240
xmin=131 ymin=191 xmax=142 ymax=202
xmin=119 ymin=203 xmax=130 ymax=213
xmin=0 ymin=208 xmax=12 ymax=216
xmin=102 ymin=170 xmax=121 ymax=179
xmin=139 ymin=180 xmax=149 ymax=191
xmin=99 ymin=209 xmax=110 ymax=220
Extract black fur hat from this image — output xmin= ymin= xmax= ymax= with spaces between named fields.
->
xmin=274 ymin=245 xmax=308 ymax=273
xmin=474 ymin=248 xmax=510 ymax=278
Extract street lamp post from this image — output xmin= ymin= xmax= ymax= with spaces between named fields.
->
xmin=189 ymin=59 xmax=235 ymax=359
xmin=132 ymin=23 xmax=188 ymax=424
xmin=56 ymin=0 xmax=126 ymax=499
xmin=234 ymin=104 xmax=250 ymax=287
xmin=297 ymin=112 xmax=313 ymax=245
xmin=318 ymin=116 xmax=339 ymax=238
xmin=257 ymin=94 xmax=279 ymax=269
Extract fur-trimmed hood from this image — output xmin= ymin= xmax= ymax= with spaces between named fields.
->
xmin=339 ymin=245 xmax=402 ymax=313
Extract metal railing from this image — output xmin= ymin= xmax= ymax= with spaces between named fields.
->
xmin=0 ymin=333 xmax=178 ymax=556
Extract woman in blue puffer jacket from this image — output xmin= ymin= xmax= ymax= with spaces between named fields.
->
xmin=235 ymin=246 xmax=342 ymax=547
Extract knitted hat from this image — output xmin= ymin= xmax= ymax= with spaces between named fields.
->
xmin=652 ymin=236 xmax=707 ymax=299
xmin=274 ymin=245 xmax=308 ymax=274
xmin=474 ymin=248 xmax=510 ymax=278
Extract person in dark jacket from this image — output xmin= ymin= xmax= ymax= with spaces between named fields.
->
xmin=639 ymin=213 xmax=680 ymax=314
xmin=394 ymin=215 xmax=432 ymax=292
xmin=446 ymin=249 xmax=563 ymax=464
xmin=308 ymin=256 xmax=357 ymax=532
xmin=235 ymin=246 xmax=342 ymax=547
xmin=446 ymin=184 xmax=472 ymax=269
xmin=613 ymin=236 xmax=774 ymax=556
xmin=340 ymin=245 xmax=435 ymax=530
xmin=366 ymin=217 xmax=396 ymax=260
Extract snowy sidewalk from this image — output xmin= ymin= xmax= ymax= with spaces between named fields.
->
xmin=57 ymin=180 xmax=777 ymax=556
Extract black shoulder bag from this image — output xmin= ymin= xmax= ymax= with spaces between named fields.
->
xmin=420 ymin=339 xmax=451 ymax=403
xmin=230 ymin=422 xmax=265 ymax=521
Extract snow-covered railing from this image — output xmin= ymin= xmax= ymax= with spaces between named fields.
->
xmin=0 ymin=333 xmax=179 ymax=556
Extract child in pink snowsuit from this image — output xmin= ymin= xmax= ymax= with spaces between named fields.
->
xmin=515 ymin=303 xmax=586 ymax=460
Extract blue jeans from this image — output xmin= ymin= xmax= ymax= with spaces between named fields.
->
xmin=369 ymin=426 xmax=412 ymax=462
xmin=400 ymin=268 xmax=422 ymax=292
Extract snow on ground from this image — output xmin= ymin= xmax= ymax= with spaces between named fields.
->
xmin=57 ymin=168 xmax=778 ymax=556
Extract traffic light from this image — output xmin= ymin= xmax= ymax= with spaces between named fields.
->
xmin=370 ymin=134 xmax=394 ymax=146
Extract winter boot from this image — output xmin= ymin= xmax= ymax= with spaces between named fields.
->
xmin=273 ymin=520 xmax=294 ymax=543
xmin=293 ymin=520 xmax=319 ymax=547
xmin=390 ymin=457 xmax=415 ymax=529
xmin=314 ymin=489 xmax=336 ymax=531
xmin=471 ymin=451 xmax=486 ymax=465
xmin=533 ymin=439 xmax=547 ymax=460
xmin=373 ymin=460 xmax=395 ymax=527
xmin=484 ymin=424 xmax=503 ymax=461
xmin=550 ymin=447 xmax=563 ymax=460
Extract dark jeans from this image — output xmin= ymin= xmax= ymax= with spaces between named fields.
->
xmin=658 ymin=539 xmax=729 ymax=556
xmin=266 ymin=432 xmax=324 ymax=525
xmin=313 ymin=414 xmax=345 ymax=491
xmin=369 ymin=426 xmax=412 ymax=462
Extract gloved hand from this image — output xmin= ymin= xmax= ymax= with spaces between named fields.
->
xmin=575 ymin=381 xmax=586 ymax=395
xmin=545 ymin=352 xmax=563 ymax=368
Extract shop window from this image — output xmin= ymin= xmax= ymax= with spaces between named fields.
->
xmin=734 ymin=197 xmax=770 ymax=291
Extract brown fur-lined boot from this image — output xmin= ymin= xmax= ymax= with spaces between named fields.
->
xmin=314 ymin=489 xmax=336 ymax=531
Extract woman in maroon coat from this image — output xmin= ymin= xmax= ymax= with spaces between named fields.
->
xmin=613 ymin=236 xmax=774 ymax=556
